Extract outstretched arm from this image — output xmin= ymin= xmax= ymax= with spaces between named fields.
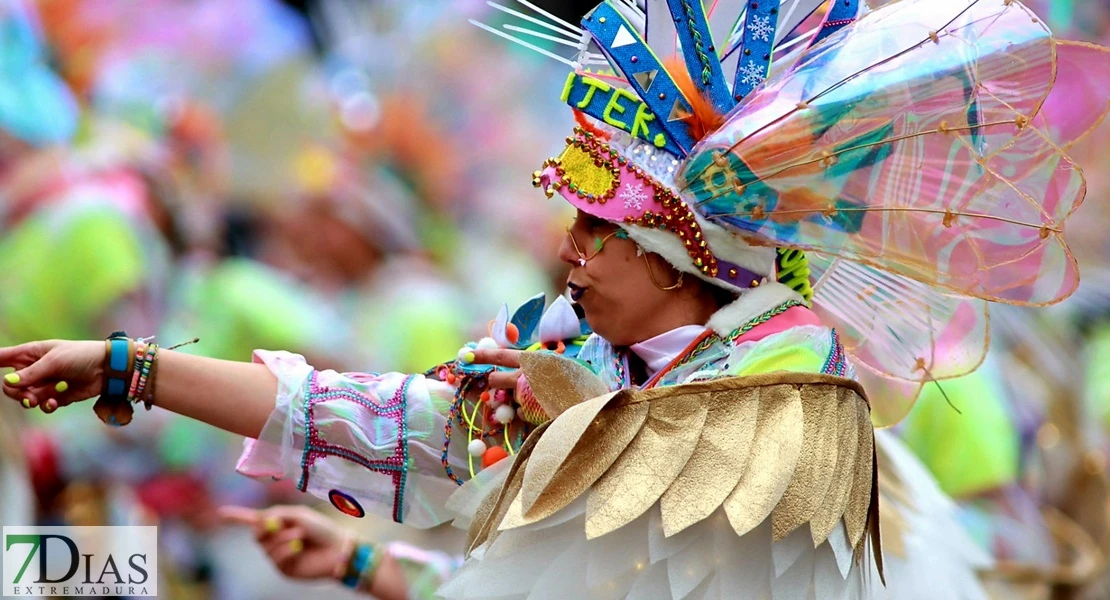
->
xmin=0 ymin=339 xmax=525 ymax=528
xmin=0 ymin=340 xmax=277 ymax=438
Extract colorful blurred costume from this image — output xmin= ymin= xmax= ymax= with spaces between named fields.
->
xmin=226 ymin=0 xmax=1108 ymax=597
xmin=0 ymin=0 xmax=77 ymax=147
xmin=0 ymin=403 xmax=34 ymax=528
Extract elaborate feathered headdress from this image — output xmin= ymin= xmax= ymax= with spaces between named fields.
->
xmin=476 ymin=0 xmax=1110 ymax=423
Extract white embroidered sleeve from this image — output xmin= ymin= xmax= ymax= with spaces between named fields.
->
xmin=236 ymin=350 xmax=468 ymax=527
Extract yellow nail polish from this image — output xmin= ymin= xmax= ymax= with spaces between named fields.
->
xmin=55 ymin=381 xmax=68 ymax=393
xmin=289 ymin=539 xmax=304 ymax=554
xmin=4 ymin=373 xmax=19 ymax=385
xmin=264 ymin=518 xmax=280 ymax=533
xmin=21 ymin=398 xmax=30 ymax=409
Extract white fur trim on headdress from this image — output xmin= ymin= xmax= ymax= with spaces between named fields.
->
xmin=622 ymin=214 xmax=777 ymax=294
xmin=705 ymin=282 xmax=805 ymax=336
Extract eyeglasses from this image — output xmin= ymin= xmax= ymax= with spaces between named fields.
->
xmin=565 ymin=225 xmax=622 ymax=267
xmin=564 ymin=225 xmax=684 ymax=290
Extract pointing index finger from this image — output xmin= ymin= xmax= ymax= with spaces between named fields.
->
xmin=217 ymin=506 xmax=262 ymax=527
xmin=469 ymin=349 xmax=521 ymax=369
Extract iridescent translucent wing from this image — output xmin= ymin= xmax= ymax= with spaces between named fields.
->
xmin=682 ymin=0 xmax=1110 ymax=306
xmin=808 ymin=254 xmax=988 ymax=425
xmin=1032 ymin=40 xmax=1110 ymax=151
xmin=855 ymin=368 xmax=923 ymax=428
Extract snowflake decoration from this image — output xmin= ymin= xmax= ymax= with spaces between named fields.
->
xmin=618 ymin=183 xmax=650 ymax=211
xmin=748 ymin=15 xmax=773 ymax=42
xmin=738 ymin=60 xmax=766 ymax=88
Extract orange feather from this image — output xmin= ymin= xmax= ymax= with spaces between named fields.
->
xmin=664 ymin=58 xmax=726 ymax=142
xmin=573 ymin=110 xmax=611 ymax=140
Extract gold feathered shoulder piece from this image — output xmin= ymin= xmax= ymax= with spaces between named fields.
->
xmin=468 ymin=353 xmax=882 ymax=577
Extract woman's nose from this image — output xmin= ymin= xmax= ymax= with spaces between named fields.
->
xmin=557 ymin=233 xmax=579 ymax=266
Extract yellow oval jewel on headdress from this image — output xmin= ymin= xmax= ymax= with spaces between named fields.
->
xmin=557 ymin=144 xmax=618 ymax=199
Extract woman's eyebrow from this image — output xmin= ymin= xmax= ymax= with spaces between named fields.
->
xmin=583 ymin=215 xmax=609 ymax=230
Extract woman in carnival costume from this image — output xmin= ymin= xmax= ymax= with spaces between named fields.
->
xmin=3 ymin=0 xmax=1109 ymax=598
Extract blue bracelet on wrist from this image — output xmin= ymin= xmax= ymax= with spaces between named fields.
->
xmin=342 ymin=544 xmax=372 ymax=589
xmin=101 ymin=331 xmax=134 ymax=400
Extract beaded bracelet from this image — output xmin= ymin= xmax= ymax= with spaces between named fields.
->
xmin=132 ymin=344 xmax=158 ymax=405
xmin=126 ymin=343 xmax=149 ymax=404
xmin=96 ymin=334 xmax=196 ymax=425
xmin=140 ymin=348 xmax=161 ymax=411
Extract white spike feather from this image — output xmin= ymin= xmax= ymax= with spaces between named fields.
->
xmin=616 ymin=0 xmax=645 ymax=18
xmin=486 ymin=2 xmax=583 ymax=40
xmin=513 ymin=0 xmax=586 ymax=36
xmin=504 ymin=24 xmax=585 ymax=49
xmin=469 ymin=19 xmax=579 ymax=68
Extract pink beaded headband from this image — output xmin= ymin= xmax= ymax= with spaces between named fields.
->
xmin=534 ymin=126 xmax=763 ymax=288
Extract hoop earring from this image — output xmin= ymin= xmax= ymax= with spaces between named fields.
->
xmin=643 ymin=253 xmax=684 ymax=291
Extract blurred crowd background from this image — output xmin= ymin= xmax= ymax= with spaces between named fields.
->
xmin=1 ymin=0 xmax=1110 ymax=598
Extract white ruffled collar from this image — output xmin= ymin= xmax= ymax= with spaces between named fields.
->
xmin=599 ymin=282 xmax=806 ymax=379
xmin=628 ymin=325 xmax=706 ymax=378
